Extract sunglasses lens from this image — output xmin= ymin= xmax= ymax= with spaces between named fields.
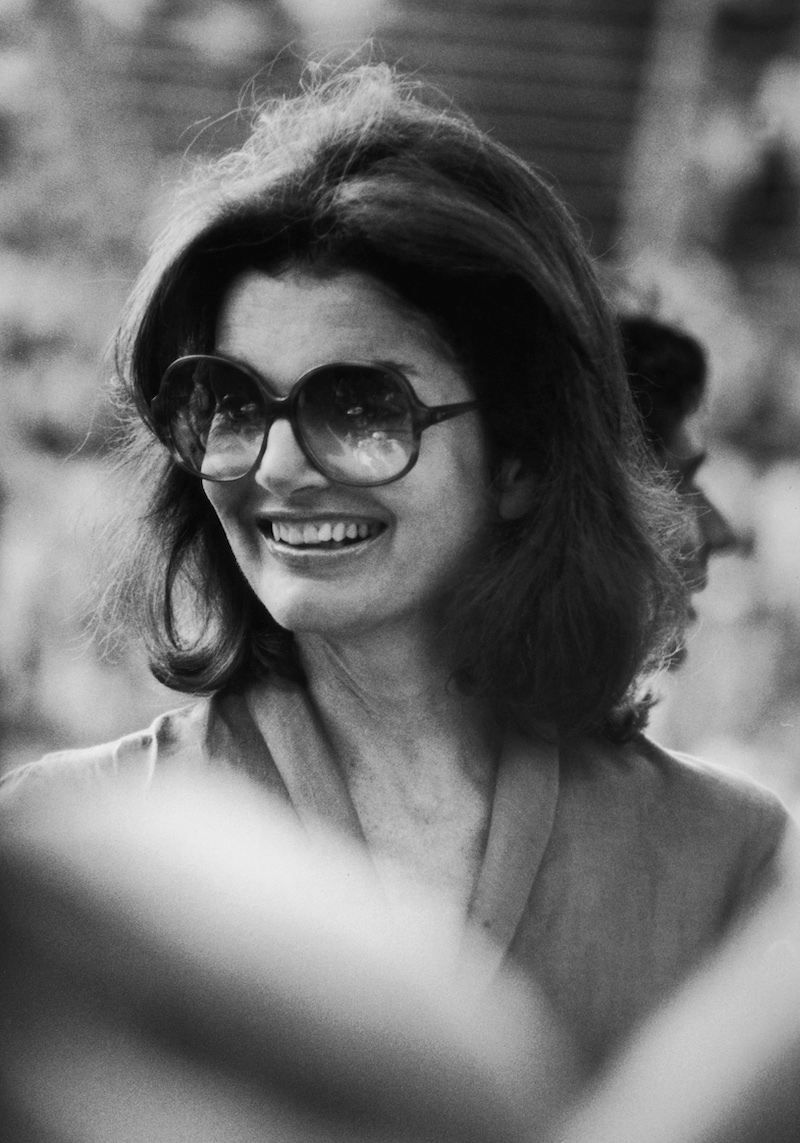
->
xmin=297 ymin=365 xmax=415 ymax=484
xmin=160 ymin=359 xmax=266 ymax=479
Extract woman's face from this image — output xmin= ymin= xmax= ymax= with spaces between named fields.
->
xmin=204 ymin=267 xmax=498 ymax=642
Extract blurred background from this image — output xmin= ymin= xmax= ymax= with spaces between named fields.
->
xmin=0 ymin=0 xmax=798 ymax=805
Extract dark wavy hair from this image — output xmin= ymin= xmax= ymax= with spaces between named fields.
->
xmin=621 ymin=316 xmax=707 ymax=451
xmin=107 ymin=63 xmax=689 ymax=740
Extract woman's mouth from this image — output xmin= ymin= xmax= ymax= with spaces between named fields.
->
xmin=266 ymin=518 xmax=386 ymax=550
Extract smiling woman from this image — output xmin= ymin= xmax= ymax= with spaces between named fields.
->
xmin=202 ymin=267 xmax=494 ymax=641
xmin=2 ymin=63 xmax=796 ymax=1081
xmin=110 ymin=68 xmax=686 ymax=733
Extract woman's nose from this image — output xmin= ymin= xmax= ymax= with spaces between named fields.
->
xmin=696 ymin=492 xmax=739 ymax=556
xmin=253 ymin=417 xmax=329 ymax=494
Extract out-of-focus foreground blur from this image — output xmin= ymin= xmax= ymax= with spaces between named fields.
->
xmin=2 ymin=767 xmax=799 ymax=1142
xmin=1 ymin=0 xmax=799 ymax=804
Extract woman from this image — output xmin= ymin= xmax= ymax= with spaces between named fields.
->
xmin=4 ymin=64 xmax=793 ymax=1074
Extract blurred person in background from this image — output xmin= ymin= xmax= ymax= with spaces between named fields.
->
xmin=621 ymin=314 xmax=739 ymax=622
xmin=2 ymin=63 xmax=796 ymax=1087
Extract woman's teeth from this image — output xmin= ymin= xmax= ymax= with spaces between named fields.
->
xmin=270 ymin=520 xmax=380 ymax=546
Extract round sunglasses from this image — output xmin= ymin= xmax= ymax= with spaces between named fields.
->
xmin=150 ymin=355 xmax=480 ymax=487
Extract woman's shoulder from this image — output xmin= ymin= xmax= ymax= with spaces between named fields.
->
xmin=0 ymin=698 xmax=217 ymax=800
xmin=549 ymin=733 xmax=796 ymax=954
xmin=0 ymin=685 xmax=293 ymax=804
xmin=640 ymin=734 xmax=789 ymax=829
xmin=563 ymin=730 xmax=788 ymax=819
xmin=559 ymin=731 xmax=794 ymax=880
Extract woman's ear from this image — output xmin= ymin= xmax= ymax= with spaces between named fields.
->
xmin=497 ymin=458 xmax=536 ymax=520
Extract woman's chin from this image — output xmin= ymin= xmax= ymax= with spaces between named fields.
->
xmin=259 ymin=588 xmax=378 ymax=641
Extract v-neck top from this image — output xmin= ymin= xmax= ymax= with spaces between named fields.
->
xmin=2 ymin=677 xmax=793 ymax=1071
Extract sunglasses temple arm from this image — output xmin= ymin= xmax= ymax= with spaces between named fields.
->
xmin=424 ymin=400 xmax=481 ymax=427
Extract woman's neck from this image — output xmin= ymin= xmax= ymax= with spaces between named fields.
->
xmin=296 ymin=625 xmax=496 ymax=760
xmin=295 ymin=626 xmax=500 ymax=912
xmin=290 ymin=626 xmax=502 ymax=909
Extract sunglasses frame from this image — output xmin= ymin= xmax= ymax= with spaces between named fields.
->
xmin=150 ymin=354 xmax=480 ymax=487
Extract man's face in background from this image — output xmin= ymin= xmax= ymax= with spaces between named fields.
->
xmin=657 ymin=418 xmax=738 ymax=613
xmin=621 ymin=315 xmax=739 ymax=648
